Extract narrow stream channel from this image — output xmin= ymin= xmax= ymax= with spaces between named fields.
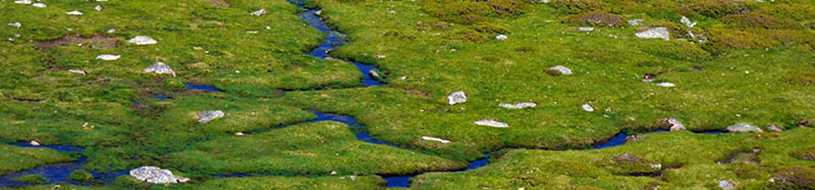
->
xmin=0 ymin=143 xmax=126 ymax=187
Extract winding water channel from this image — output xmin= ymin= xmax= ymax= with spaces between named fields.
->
xmin=0 ymin=0 xmax=728 ymax=188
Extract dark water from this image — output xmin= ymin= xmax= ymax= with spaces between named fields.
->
xmin=288 ymin=0 xmax=383 ymax=87
xmin=185 ymin=83 xmax=220 ymax=92
xmin=593 ymin=129 xmax=725 ymax=149
xmin=0 ymin=144 xmax=126 ymax=187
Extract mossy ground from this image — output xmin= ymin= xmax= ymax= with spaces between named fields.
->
xmin=2 ymin=0 xmax=815 ymax=189
xmin=0 ymin=145 xmax=73 ymax=175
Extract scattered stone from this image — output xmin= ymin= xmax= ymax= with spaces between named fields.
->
xmin=577 ymin=27 xmax=594 ymax=32
xmin=107 ymin=29 xmax=116 ymax=33
xmin=32 ymin=3 xmax=46 ymax=7
xmin=96 ymin=54 xmax=120 ymax=61
xmin=499 ymin=102 xmax=537 ymax=109
xmin=234 ymin=132 xmax=245 ymax=136
xmin=142 ymin=62 xmax=176 ymax=77
xmin=447 ymin=91 xmax=466 ymax=105
xmin=94 ymin=5 xmax=103 ymax=11
xmin=726 ymin=123 xmax=763 ymax=133
xmin=421 ymin=136 xmax=450 ymax=143
xmin=197 ymin=110 xmax=225 ymax=124
xmin=627 ymin=19 xmax=643 ymax=26
xmin=250 ymin=9 xmax=267 ymax=16
xmin=8 ymin=22 xmax=21 ymax=28
xmin=30 ymin=140 xmax=40 ymax=146
xmin=127 ymin=36 xmax=157 ymax=45
xmin=245 ymin=30 xmax=258 ymax=34
xmin=680 ymin=16 xmax=697 ymax=28
xmin=129 ymin=166 xmax=189 ymax=184
xmin=330 ymin=171 xmax=337 ymax=175
xmin=376 ymin=55 xmax=386 ymax=59
xmin=662 ymin=118 xmax=686 ymax=131
xmin=474 ymin=119 xmax=509 ymax=128
xmin=766 ymin=124 xmax=783 ymax=132
xmin=718 ymin=180 xmax=735 ymax=190
xmin=14 ymin=0 xmax=32 ymax=4
xmin=635 ymin=27 xmax=670 ymax=40
xmin=496 ymin=34 xmax=508 ymax=40
xmin=582 ymin=104 xmax=594 ymax=112
xmin=68 ymin=69 xmax=88 ymax=75
xmin=656 ymin=82 xmax=676 ymax=87
xmin=548 ymin=65 xmax=573 ymax=75
xmin=368 ymin=69 xmax=381 ymax=79
xmin=66 ymin=11 xmax=83 ymax=16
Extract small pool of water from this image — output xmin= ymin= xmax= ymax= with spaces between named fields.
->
xmin=185 ymin=83 xmax=220 ymax=92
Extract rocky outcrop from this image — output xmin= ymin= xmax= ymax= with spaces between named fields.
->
xmin=198 ymin=110 xmax=225 ymax=124
xmin=662 ymin=118 xmax=686 ymax=131
xmin=129 ymin=166 xmax=189 ymax=184
xmin=447 ymin=91 xmax=466 ymax=105
xmin=96 ymin=54 xmax=120 ymax=61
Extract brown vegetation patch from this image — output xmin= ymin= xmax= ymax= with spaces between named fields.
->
xmin=34 ymin=34 xmax=120 ymax=50
xmin=203 ymin=0 xmax=229 ymax=7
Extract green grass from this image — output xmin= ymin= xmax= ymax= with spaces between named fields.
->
xmin=409 ymin=128 xmax=815 ymax=189
xmin=0 ymin=144 xmax=73 ymax=175
xmin=163 ymin=121 xmax=467 ymax=177
xmin=13 ymin=175 xmax=49 ymax=185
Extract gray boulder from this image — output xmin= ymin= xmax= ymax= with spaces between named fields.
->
xmin=143 ymin=62 xmax=176 ymax=77
xmin=636 ymin=27 xmax=670 ymax=40
xmin=766 ymin=124 xmax=783 ymax=132
xmin=447 ymin=91 xmax=466 ymax=105
xmin=130 ymin=166 xmax=189 ymax=184
xmin=198 ymin=110 xmax=225 ymax=124
xmin=727 ymin=123 xmax=763 ymax=133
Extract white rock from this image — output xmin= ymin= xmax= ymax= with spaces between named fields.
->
xmin=30 ymin=140 xmax=40 ymax=146
xmin=421 ymin=136 xmax=450 ymax=143
xmin=142 ymin=62 xmax=176 ymax=77
xmin=8 ymin=22 xmax=21 ymax=28
xmin=96 ymin=54 xmax=120 ymax=61
xmin=636 ymin=27 xmax=670 ymax=40
xmin=664 ymin=118 xmax=686 ymax=131
xmin=447 ymin=91 xmax=467 ymax=105
xmin=245 ymin=30 xmax=258 ymax=34
xmin=32 ymin=3 xmax=46 ymax=8
xmin=130 ymin=166 xmax=189 ymax=184
xmin=582 ymin=104 xmax=594 ymax=112
xmin=68 ymin=69 xmax=88 ymax=75
xmin=656 ymin=82 xmax=676 ymax=87
xmin=499 ymin=102 xmax=537 ymax=109
xmin=496 ymin=35 xmax=508 ymax=40
xmin=549 ymin=65 xmax=573 ymax=75
xmin=727 ymin=123 xmax=763 ymax=133
xmin=66 ymin=11 xmax=83 ymax=16
xmin=250 ymin=9 xmax=267 ymax=16
xmin=578 ymin=27 xmax=594 ymax=32
xmin=94 ymin=5 xmax=103 ymax=11
xmin=719 ymin=180 xmax=735 ymax=190
xmin=680 ymin=16 xmax=697 ymax=28
xmin=198 ymin=110 xmax=225 ymax=124
xmin=128 ymin=36 xmax=157 ymax=45
xmin=14 ymin=0 xmax=32 ymax=4
xmin=315 ymin=10 xmax=323 ymax=15
xmin=627 ymin=19 xmax=643 ymax=26
xmin=474 ymin=119 xmax=509 ymax=128
xmin=235 ymin=132 xmax=245 ymax=136
xmin=107 ymin=29 xmax=116 ymax=33
xmin=368 ymin=70 xmax=381 ymax=78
